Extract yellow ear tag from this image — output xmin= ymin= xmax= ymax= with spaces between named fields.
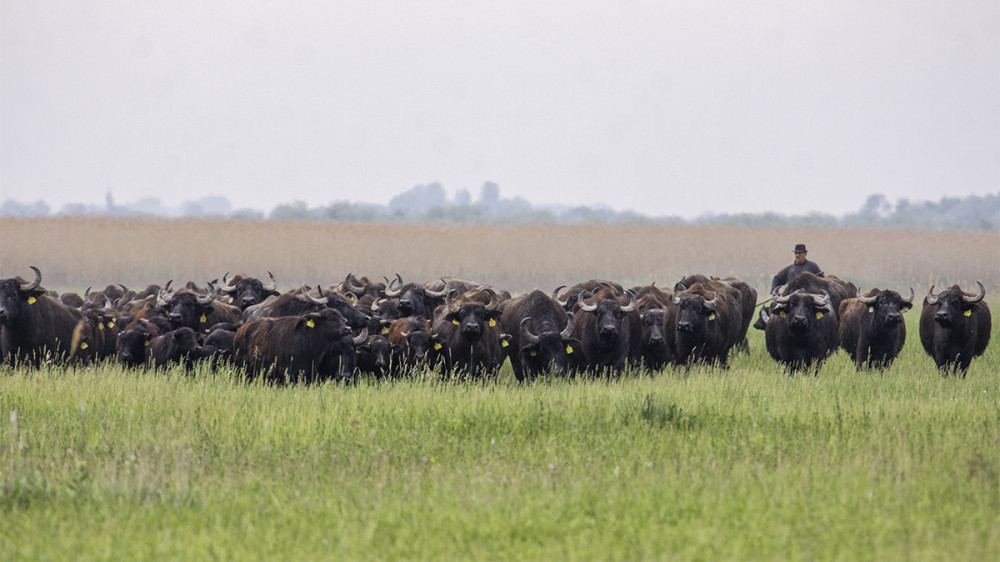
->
xmin=200 ymin=314 xmax=207 ymax=323
xmin=81 ymin=342 xmax=89 ymax=349
xmin=868 ymin=307 xmax=874 ymax=313
xmin=963 ymin=309 xmax=972 ymax=317
xmin=501 ymin=340 xmax=509 ymax=348
xmin=434 ymin=343 xmax=443 ymax=350
xmin=144 ymin=341 xmax=150 ymax=347
xmin=27 ymin=296 xmax=36 ymax=305
xmin=107 ymin=321 xmax=115 ymax=329
xmin=779 ymin=311 xmax=787 ymax=318
xmin=306 ymin=319 xmax=315 ymax=328
xmin=452 ymin=319 xmax=460 ymax=325
xmin=566 ymin=345 xmax=574 ymax=354
xmin=381 ymin=327 xmax=389 ymax=335
xmin=708 ymin=313 xmax=716 ymax=321
xmin=530 ymin=351 xmax=537 ymax=357
xmin=98 ymin=323 xmax=105 ymax=331
xmin=356 ymin=349 xmax=361 ymax=354
xmin=489 ymin=318 xmax=497 ymax=327
xmin=815 ymin=312 xmax=824 ymax=319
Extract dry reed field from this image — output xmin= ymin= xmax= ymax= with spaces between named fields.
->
xmin=2 ymin=217 xmax=998 ymax=296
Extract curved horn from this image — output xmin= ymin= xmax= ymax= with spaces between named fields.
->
xmin=20 ymin=266 xmax=42 ymax=293
xmin=300 ymin=283 xmax=328 ymax=305
xmin=701 ymin=291 xmax=718 ymax=311
xmin=552 ymin=286 xmax=570 ymax=307
xmin=84 ymin=286 xmax=93 ymax=302
xmin=671 ymin=283 xmax=686 ymax=305
xmin=560 ymin=311 xmax=576 ymax=339
xmin=344 ymin=273 xmax=366 ymax=293
xmin=384 ymin=273 xmax=403 ymax=297
xmin=577 ymin=291 xmax=598 ymax=312
xmin=156 ymin=288 xmax=172 ymax=308
xmin=857 ymin=289 xmax=878 ymax=305
xmin=424 ymin=279 xmax=449 ymax=298
xmin=445 ymin=289 xmax=460 ymax=314
xmin=352 ymin=327 xmax=369 ymax=345
xmin=262 ymin=271 xmax=277 ymax=292
xmin=371 ymin=298 xmax=385 ymax=313
xmin=196 ymin=291 xmax=215 ymax=306
xmin=962 ymin=281 xmax=986 ymax=303
xmin=902 ymin=287 xmax=914 ymax=305
xmin=810 ymin=291 xmax=831 ymax=308
xmin=620 ymin=289 xmax=637 ymax=313
xmin=221 ymin=272 xmax=237 ymax=293
xmin=481 ymin=287 xmax=498 ymax=311
xmin=519 ymin=317 xmax=540 ymax=344
xmin=925 ymin=285 xmax=939 ymax=305
xmin=772 ymin=288 xmax=795 ymax=304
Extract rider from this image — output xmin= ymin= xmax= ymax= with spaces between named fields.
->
xmin=770 ymin=243 xmax=823 ymax=292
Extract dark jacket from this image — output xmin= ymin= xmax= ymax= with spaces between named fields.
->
xmin=771 ymin=260 xmax=823 ymax=292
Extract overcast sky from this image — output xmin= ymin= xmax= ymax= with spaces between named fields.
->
xmin=2 ymin=1 xmax=997 ymax=218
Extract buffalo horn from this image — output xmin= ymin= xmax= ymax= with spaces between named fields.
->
xmin=262 ymin=271 xmax=277 ymax=292
xmin=857 ymin=289 xmax=878 ymax=305
xmin=552 ymin=286 xmax=570 ymax=307
xmin=300 ymin=283 xmax=328 ymax=305
xmin=902 ymin=287 xmax=914 ymax=304
xmin=344 ymin=273 xmax=366 ymax=293
xmin=384 ymin=273 xmax=403 ymax=297
xmin=371 ymin=298 xmax=385 ymax=313
xmin=519 ymin=317 xmax=541 ymax=344
xmin=424 ymin=279 xmax=449 ymax=298
xmin=620 ymin=289 xmax=637 ymax=313
xmin=560 ymin=311 xmax=576 ymax=339
xmin=196 ymin=291 xmax=215 ymax=306
xmin=962 ymin=281 xmax=986 ymax=303
xmin=222 ymin=272 xmax=238 ymax=293
xmin=20 ymin=266 xmax=42 ymax=293
xmin=577 ymin=291 xmax=598 ymax=312
xmin=701 ymin=291 xmax=718 ymax=311
xmin=925 ymin=285 xmax=939 ymax=305
xmin=352 ymin=327 xmax=369 ymax=345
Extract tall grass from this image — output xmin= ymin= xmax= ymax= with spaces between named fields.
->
xmin=2 ymin=217 xmax=997 ymax=294
xmin=2 ymin=318 xmax=998 ymax=560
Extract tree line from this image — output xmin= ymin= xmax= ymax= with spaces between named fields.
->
xmin=2 ymin=183 xmax=996 ymax=230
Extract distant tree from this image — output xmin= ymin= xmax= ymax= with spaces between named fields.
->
xmin=388 ymin=183 xmax=447 ymax=214
xmin=269 ymin=201 xmax=311 ymax=221
xmin=478 ymin=182 xmax=501 ymax=210
xmin=0 ymin=199 xmax=50 ymax=217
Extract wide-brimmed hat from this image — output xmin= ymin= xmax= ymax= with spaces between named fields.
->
xmin=794 ymin=244 xmax=807 ymax=253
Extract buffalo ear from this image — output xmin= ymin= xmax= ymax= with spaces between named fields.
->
xmin=901 ymin=301 xmax=913 ymax=312
xmin=487 ymin=309 xmax=504 ymax=321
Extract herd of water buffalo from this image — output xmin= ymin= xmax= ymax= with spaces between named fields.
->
xmin=0 ymin=267 xmax=992 ymax=381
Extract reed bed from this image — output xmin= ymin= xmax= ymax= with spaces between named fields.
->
xmin=2 ymin=217 xmax=997 ymax=295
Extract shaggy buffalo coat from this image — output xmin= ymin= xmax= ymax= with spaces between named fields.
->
xmin=919 ymin=283 xmax=991 ymax=376
xmin=839 ymin=288 xmax=913 ymax=370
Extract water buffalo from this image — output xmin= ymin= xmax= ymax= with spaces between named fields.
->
xmin=919 ymin=282 xmax=991 ymax=376
xmin=839 ymin=288 xmax=913 ymax=370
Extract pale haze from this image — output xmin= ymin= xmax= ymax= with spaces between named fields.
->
xmin=2 ymin=1 xmax=997 ymax=218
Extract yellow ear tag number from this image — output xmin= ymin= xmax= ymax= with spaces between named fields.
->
xmin=452 ymin=320 xmax=460 ymax=325
xmin=566 ymin=345 xmax=574 ymax=354
xmin=306 ymin=319 xmax=315 ymax=328
xmin=708 ymin=313 xmax=716 ymax=321
xmin=778 ymin=311 xmax=787 ymax=318
xmin=501 ymin=340 xmax=509 ymax=348
xmin=964 ymin=309 xmax=972 ymax=317
xmin=27 ymin=296 xmax=37 ymax=305
xmin=815 ymin=312 xmax=824 ymax=319
xmin=489 ymin=319 xmax=497 ymax=327
xmin=434 ymin=343 xmax=443 ymax=350
xmin=200 ymin=314 xmax=207 ymax=324
xmin=381 ymin=327 xmax=389 ymax=335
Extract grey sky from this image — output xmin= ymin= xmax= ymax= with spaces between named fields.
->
xmin=2 ymin=1 xmax=997 ymax=218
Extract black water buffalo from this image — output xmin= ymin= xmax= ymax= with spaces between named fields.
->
xmin=630 ymin=290 xmax=672 ymax=371
xmin=298 ymin=284 xmax=372 ymax=331
xmin=234 ymin=308 xmax=367 ymax=384
xmin=762 ymin=288 xmax=839 ymax=373
xmin=664 ymin=280 xmax=743 ymax=368
xmin=431 ymin=288 xmax=509 ymax=378
xmin=354 ymin=333 xmax=394 ymax=378
xmin=554 ymin=279 xmax=626 ymax=311
xmin=571 ymin=288 xmax=637 ymax=374
xmin=839 ymin=288 xmax=914 ymax=370
xmin=339 ymin=273 xmax=386 ymax=299
xmin=380 ymin=274 xmax=449 ymax=319
xmin=69 ymin=306 xmax=121 ymax=363
xmin=498 ymin=289 xmax=580 ymax=381
xmin=679 ymin=275 xmax=757 ymax=354
xmin=919 ymin=282 xmax=991 ymax=376
xmin=219 ymin=272 xmax=280 ymax=310
xmin=755 ymin=273 xmax=856 ymax=330
xmin=148 ymin=327 xmax=206 ymax=369
xmin=1 ymin=267 xmax=84 ymax=365
xmin=116 ymin=318 xmax=161 ymax=367
xmin=156 ymin=283 xmax=242 ymax=333
xmin=385 ymin=316 xmax=445 ymax=375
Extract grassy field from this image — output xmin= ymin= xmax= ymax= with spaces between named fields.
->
xmin=1 ymin=218 xmax=999 ymax=560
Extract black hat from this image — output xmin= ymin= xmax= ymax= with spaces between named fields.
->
xmin=794 ymin=244 xmax=807 ymax=253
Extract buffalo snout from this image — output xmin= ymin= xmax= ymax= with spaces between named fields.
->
xmin=934 ymin=310 xmax=952 ymax=326
xmin=677 ymin=321 xmax=693 ymax=333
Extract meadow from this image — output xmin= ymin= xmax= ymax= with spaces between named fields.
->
xmin=1 ymin=218 xmax=999 ymax=560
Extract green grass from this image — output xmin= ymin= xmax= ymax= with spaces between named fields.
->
xmin=2 ymin=318 xmax=998 ymax=561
